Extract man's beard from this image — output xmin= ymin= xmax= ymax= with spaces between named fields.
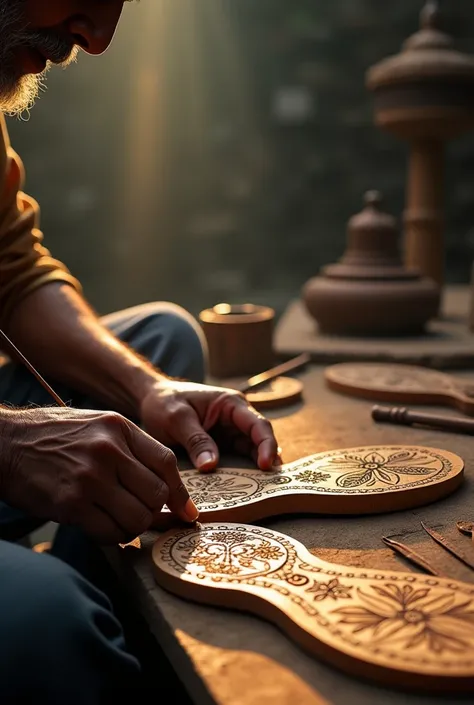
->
xmin=0 ymin=0 xmax=78 ymax=114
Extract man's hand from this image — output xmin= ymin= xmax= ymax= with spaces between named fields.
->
xmin=0 ymin=407 xmax=198 ymax=544
xmin=140 ymin=379 xmax=281 ymax=472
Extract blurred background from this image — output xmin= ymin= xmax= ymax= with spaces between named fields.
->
xmin=6 ymin=0 xmax=474 ymax=319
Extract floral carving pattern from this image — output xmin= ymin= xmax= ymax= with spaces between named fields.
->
xmin=333 ymin=583 xmax=474 ymax=654
xmin=170 ymin=528 xmax=288 ymax=578
xmin=156 ymin=523 xmax=474 ymax=681
xmin=294 ymin=470 xmax=331 ymax=484
xmin=321 ymin=450 xmax=438 ymax=489
xmin=168 ymin=447 xmax=454 ymax=519
xmin=306 ymin=578 xmax=353 ymax=601
xmin=184 ymin=475 xmax=257 ymax=505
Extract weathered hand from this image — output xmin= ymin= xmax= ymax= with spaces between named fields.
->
xmin=140 ymin=379 xmax=281 ymax=472
xmin=0 ymin=407 xmax=198 ymax=544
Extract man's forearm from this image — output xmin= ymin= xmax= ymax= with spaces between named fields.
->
xmin=0 ymin=406 xmax=23 ymax=493
xmin=5 ymin=284 xmax=162 ymax=416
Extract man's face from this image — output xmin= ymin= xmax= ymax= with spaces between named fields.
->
xmin=0 ymin=1 xmax=125 ymax=113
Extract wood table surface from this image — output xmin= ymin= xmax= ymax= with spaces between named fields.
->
xmin=119 ymin=364 xmax=474 ymax=705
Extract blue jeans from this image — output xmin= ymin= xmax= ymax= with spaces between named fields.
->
xmin=0 ymin=302 xmax=207 ymax=703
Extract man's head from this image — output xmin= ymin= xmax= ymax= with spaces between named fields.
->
xmin=0 ymin=1 xmax=125 ymax=114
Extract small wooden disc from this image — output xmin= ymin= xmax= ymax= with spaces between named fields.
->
xmin=246 ymin=376 xmax=303 ymax=409
xmin=456 ymin=521 xmax=474 ymax=538
xmin=153 ymin=522 xmax=474 ymax=692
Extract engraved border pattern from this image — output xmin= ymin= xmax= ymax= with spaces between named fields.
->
xmin=156 ymin=524 xmax=474 ymax=670
xmin=178 ymin=448 xmax=454 ymax=515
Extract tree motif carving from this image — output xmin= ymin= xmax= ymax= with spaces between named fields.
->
xmin=171 ymin=528 xmax=288 ymax=578
xmin=154 ymin=523 xmax=474 ymax=688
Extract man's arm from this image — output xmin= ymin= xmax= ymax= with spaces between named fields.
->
xmin=0 ymin=404 xmax=198 ymax=543
xmin=6 ymin=283 xmax=161 ymax=417
xmin=0 ymin=119 xmax=279 ymax=471
xmin=0 ymin=116 xmax=81 ymax=328
xmin=0 ymin=116 xmax=157 ymax=416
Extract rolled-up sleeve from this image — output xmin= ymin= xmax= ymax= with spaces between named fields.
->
xmin=0 ymin=115 xmax=81 ymax=328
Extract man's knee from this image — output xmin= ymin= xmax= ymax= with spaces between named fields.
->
xmin=129 ymin=303 xmax=208 ymax=383
xmin=0 ymin=541 xmax=138 ymax=703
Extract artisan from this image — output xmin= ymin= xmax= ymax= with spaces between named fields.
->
xmin=0 ymin=2 xmax=280 ymax=702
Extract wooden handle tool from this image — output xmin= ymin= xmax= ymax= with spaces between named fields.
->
xmin=372 ymin=404 xmax=474 ymax=435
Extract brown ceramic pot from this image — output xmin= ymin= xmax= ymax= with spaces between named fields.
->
xmin=302 ymin=191 xmax=439 ymax=337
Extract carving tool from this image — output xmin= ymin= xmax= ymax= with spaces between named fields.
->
xmin=381 ymin=536 xmax=443 ymax=576
xmin=372 ymin=404 xmax=474 ymax=435
xmin=237 ymin=353 xmax=310 ymax=393
xmin=421 ymin=521 xmax=474 ymax=571
xmin=0 ymin=328 xmax=66 ymax=407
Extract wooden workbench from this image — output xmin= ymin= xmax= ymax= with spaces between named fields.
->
xmin=119 ymin=364 xmax=474 ymax=705
xmin=274 ymin=286 xmax=474 ymax=369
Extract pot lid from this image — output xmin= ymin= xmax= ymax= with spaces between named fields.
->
xmin=367 ymin=1 xmax=474 ymax=90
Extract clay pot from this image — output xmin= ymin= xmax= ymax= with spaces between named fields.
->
xmin=302 ymin=191 xmax=439 ymax=337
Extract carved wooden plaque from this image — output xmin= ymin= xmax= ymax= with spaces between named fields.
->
xmin=325 ymin=362 xmax=474 ymax=415
xmin=153 ymin=522 xmax=474 ymax=692
xmin=154 ymin=446 xmax=464 ymax=528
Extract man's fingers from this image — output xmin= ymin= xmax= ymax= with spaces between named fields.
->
xmin=80 ymin=505 xmax=131 ymax=545
xmin=117 ymin=456 xmax=169 ymax=512
xmin=229 ymin=435 xmax=281 ymax=468
xmin=125 ymin=422 xmax=199 ymax=522
xmin=166 ymin=402 xmax=220 ymax=472
xmin=223 ymin=397 xmax=279 ymax=470
xmin=97 ymin=485 xmax=154 ymax=537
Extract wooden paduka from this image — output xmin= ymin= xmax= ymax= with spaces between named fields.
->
xmin=153 ymin=522 xmax=474 ymax=693
xmin=154 ymin=446 xmax=464 ymax=528
xmin=325 ymin=362 xmax=474 ymax=416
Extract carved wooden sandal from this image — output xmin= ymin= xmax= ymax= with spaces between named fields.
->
xmin=153 ymin=522 xmax=474 ymax=692
xmin=154 ymin=445 xmax=464 ymax=528
xmin=325 ymin=362 xmax=474 ymax=415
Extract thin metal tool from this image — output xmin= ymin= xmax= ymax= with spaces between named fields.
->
xmin=237 ymin=353 xmax=310 ymax=394
xmin=421 ymin=521 xmax=474 ymax=571
xmin=0 ymin=328 xmax=66 ymax=407
xmin=382 ymin=536 xmax=443 ymax=576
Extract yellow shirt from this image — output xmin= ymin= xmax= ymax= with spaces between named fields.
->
xmin=0 ymin=114 xmax=81 ymax=328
